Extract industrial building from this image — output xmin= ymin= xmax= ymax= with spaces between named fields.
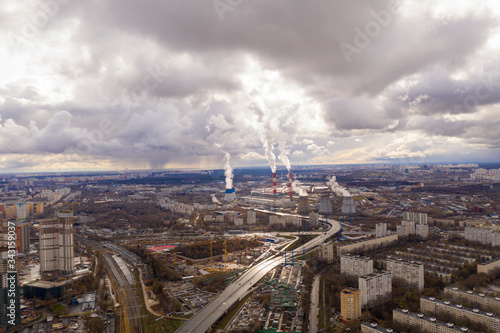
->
xmin=385 ymin=257 xmax=424 ymax=291
xmin=224 ymin=188 xmax=236 ymax=202
xmin=393 ymin=308 xmax=475 ymax=333
xmin=39 ymin=212 xmax=75 ymax=276
xmin=340 ymin=288 xmax=361 ymax=320
xmin=297 ymin=195 xmax=309 ymax=214
xmin=340 ymin=254 xmax=373 ymax=277
xmin=421 ymin=296 xmax=500 ymax=333
xmin=23 ymin=280 xmax=65 ymax=299
xmin=359 ymin=271 xmax=392 ymax=309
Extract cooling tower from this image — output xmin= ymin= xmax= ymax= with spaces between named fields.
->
xmin=341 ymin=196 xmax=356 ymax=215
xmin=298 ymin=195 xmax=309 ymax=214
xmin=224 ymin=188 xmax=236 ymax=202
xmin=318 ymin=193 xmax=333 ymax=215
xmin=341 ymin=195 xmax=356 ymax=223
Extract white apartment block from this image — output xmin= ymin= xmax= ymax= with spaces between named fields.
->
xmin=375 ymin=223 xmax=388 ymax=238
xmin=421 ymin=297 xmax=500 ymax=333
xmin=444 ymin=287 xmax=500 ymax=316
xmin=465 ymin=225 xmax=500 ymax=247
xmin=340 ymin=254 xmax=373 ymax=277
xmin=393 ymin=308 xmax=476 ymax=333
xmin=247 ymin=209 xmax=257 ymax=225
xmin=318 ymin=243 xmax=334 ymax=264
xmin=415 ymin=224 xmax=429 ymax=239
xmin=361 ymin=323 xmax=395 ymax=333
xmin=269 ymin=215 xmax=286 ymax=227
xmin=385 ymin=257 xmax=424 ymax=291
xmin=359 ymin=271 xmax=392 ymax=308
xmin=403 ymin=212 xmax=428 ymax=225
xmin=401 ymin=220 xmax=415 ymax=234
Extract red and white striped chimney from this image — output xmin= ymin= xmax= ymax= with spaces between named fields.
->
xmin=272 ymin=172 xmax=277 ymax=195
xmin=288 ymin=172 xmax=293 ymax=199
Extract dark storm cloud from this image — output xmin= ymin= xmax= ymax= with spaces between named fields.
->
xmin=1 ymin=0 xmax=500 ymax=170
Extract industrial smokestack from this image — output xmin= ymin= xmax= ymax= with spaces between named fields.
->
xmin=273 ymin=172 xmax=277 ymax=196
xmin=288 ymin=172 xmax=293 ymax=199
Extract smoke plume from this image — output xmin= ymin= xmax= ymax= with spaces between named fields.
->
xmin=262 ymin=139 xmax=276 ymax=173
xmin=328 ymin=176 xmax=351 ymax=197
xmin=224 ymin=152 xmax=233 ymax=189
xmin=292 ymin=180 xmax=307 ymax=196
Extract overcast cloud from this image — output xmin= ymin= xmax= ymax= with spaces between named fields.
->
xmin=1 ymin=0 xmax=500 ymax=172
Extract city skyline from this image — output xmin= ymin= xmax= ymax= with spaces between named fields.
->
xmin=2 ymin=1 xmax=500 ymax=173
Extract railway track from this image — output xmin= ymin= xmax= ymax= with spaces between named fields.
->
xmin=78 ymin=237 xmax=144 ymax=333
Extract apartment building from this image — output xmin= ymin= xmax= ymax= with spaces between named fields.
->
xmin=477 ymin=258 xmax=500 ymax=275
xmin=403 ymin=212 xmax=428 ymax=225
xmin=375 ymin=223 xmax=388 ymax=238
xmin=361 ymin=323 xmax=395 ymax=333
xmin=341 ymin=288 xmax=361 ymax=320
xmin=415 ymin=224 xmax=429 ymax=239
xmin=465 ymin=225 xmax=500 ymax=247
xmin=39 ymin=212 xmax=75 ymax=276
xmin=337 ymin=234 xmax=398 ymax=255
xmin=340 ymin=254 xmax=373 ymax=277
xmin=393 ymin=308 xmax=475 ymax=333
xmin=359 ymin=271 xmax=392 ymax=308
xmin=247 ymin=209 xmax=257 ymax=225
xmin=421 ymin=297 xmax=500 ymax=333
xmin=318 ymin=243 xmax=334 ymax=264
xmin=444 ymin=287 xmax=500 ymax=315
xmin=385 ymin=257 xmax=424 ymax=291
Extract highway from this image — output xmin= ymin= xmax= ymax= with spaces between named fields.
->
xmin=177 ymin=219 xmax=341 ymax=333
xmin=309 ymin=274 xmax=321 ymax=333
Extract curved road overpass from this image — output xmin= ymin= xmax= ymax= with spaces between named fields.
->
xmin=177 ymin=219 xmax=341 ymax=333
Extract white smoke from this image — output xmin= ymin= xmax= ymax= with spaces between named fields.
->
xmin=277 ymin=138 xmax=291 ymax=172
xmin=328 ymin=176 xmax=351 ymax=197
xmin=292 ymin=180 xmax=307 ymax=196
xmin=262 ymin=139 xmax=276 ymax=173
xmin=223 ymin=152 xmax=233 ymax=189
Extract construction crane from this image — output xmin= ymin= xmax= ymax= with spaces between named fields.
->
xmin=190 ymin=240 xmax=216 ymax=269
xmin=69 ymin=202 xmax=81 ymax=213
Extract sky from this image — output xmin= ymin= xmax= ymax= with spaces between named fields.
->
xmin=1 ymin=0 xmax=500 ymax=173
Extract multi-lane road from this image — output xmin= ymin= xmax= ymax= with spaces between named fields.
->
xmin=309 ymin=274 xmax=321 ymax=333
xmin=177 ymin=219 xmax=341 ymax=333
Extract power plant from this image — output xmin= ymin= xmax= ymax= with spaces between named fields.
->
xmin=224 ymin=188 xmax=236 ymax=202
xmin=341 ymin=196 xmax=356 ymax=224
xmin=318 ymin=193 xmax=333 ymax=216
xmin=298 ymin=195 xmax=309 ymax=214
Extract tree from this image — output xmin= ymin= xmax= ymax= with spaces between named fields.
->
xmin=88 ymin=318 xmax=105 ymax=333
